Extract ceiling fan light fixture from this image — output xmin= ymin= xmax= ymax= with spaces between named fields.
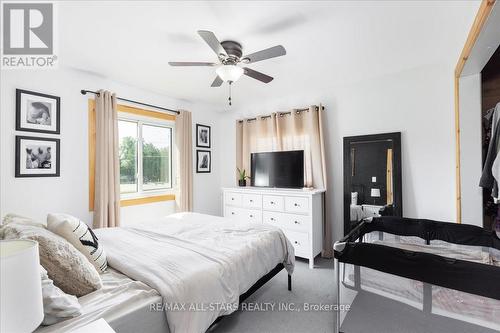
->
xmin=216 ymin=65 xmax=244 ymax=82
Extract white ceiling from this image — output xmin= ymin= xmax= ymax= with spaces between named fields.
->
xmin=59 ymin=1 xmax=479 ymax=110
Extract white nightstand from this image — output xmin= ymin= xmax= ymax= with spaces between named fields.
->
xmin=71 ymin=319 xmax=116 ymax=333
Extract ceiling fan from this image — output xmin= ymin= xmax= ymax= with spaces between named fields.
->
xmin=169 ymin=30 xmax=286 ymax=105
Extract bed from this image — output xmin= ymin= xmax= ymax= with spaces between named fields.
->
xmin=333 ymin=216 xmax=500 ymax=333
xmin=39 ymin=212 xmax=295 ymax=333
xmin=35 ymin=268 xmax=169 ymax=333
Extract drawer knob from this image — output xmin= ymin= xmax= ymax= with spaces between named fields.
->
xmin=294 ymin=221 xmax=299 ymax=224
xmin=250 ymin=200 xmax=253 ymax=202
xmin=294 ymin=203 xmax=299 ymax=207
xmin=250 ymin=215 xmax=253 ymax=218
xmin=270 ymin=218 xmax=275 ymax=221
xmin=231 ymin=212 xmax=235 ymax=215
xmin=294 ymin=241 xmax=300 ymax=245
xmin=270 ymin=201 xmax=274 ymax=204
xmin=231 ymin=198 xmax=235 ymax=201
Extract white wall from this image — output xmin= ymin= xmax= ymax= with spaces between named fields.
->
xmin=220 ymin=63 xmax=458 ymax=242
xmin=0 ymin=67 xmax=222 ymax=225
xmin=191 ymin=105 xmax=222 ymax=216
xmin=459 ymin=73 xmax=483 ymax=227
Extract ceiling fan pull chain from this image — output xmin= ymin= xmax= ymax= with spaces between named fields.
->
xmin=228 ymin=81 xmax=232 ymax=106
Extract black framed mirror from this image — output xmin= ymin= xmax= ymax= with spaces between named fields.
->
xmin=343 ymin=132 xmax=402 ymax=235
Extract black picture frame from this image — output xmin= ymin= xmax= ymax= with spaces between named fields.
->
xmin=196 ymin=150 xmax=211 ymax=173
xmin=196 ymin=124 xmax=211 ymax=148
xmin=15 ymin=135 xmax=60 ymax=177
xmin=16 ymin=89 xmax=61 ymax=134
xmin=343 ymin=132 xmax=402 ymax=236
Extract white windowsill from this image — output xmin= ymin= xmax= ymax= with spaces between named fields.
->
xmin=121 ymin=188 xmax=176 ymax=200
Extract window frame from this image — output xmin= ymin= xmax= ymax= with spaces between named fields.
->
xmin=118 ymin=114 xmax=175 ymax=200
xmin=88 ymin=99 xmax=176 ymax=211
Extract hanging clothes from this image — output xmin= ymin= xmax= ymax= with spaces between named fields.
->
xmin=479 ymin=103 xmax=500 ymax=196
xmin=490 ymin=102 xmax=500 ymax=201
xmin=480 ymin=102 xmax=500 ymax=200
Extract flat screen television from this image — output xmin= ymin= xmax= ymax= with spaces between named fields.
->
xmin=250 ymin=150 xmax=304 ymax=188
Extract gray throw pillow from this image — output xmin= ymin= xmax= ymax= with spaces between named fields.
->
xmin=1 ymin=221 xmax=102 ymax=297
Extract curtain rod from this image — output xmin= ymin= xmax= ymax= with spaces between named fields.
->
xmin=80 ymin=90 xmax=180 ymax=115
xmin=238 ymin=105 xmax=324 ymax=123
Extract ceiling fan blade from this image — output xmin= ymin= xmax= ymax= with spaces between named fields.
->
xmin=242 ymin=45 xmax=286 ymax=64
xmin=211 ymin=76 xmax=223 ymax=87
xmin=197 ymin=30 xmax=228 ymax=58
xmin=168 ymin=62 xmax=216 ymax=66
xmin=243 ymin=67 xmax=274 ymax=83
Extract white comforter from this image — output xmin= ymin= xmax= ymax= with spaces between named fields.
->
xmin=94 ymin=212 xmax=295 ymax=333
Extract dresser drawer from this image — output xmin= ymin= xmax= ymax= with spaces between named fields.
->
xmin=284 ymin=230 xmax=309 ymax=256
xmin=262 ymin=195 xmax=284 ymax=211
xmin=263 ymin=211 xmax=309 ymax=232
xmin=284 ymin=213 xmax=310 ymax=231
xmin=242 ymin=194 xmax=262 ymax=209
xmin=225 ymin=192 xmax=242 ymax=206
xmin=262 ymin=211 xmax=285 ymax=228
xmin=225 ymin=207 xmax=240 ymax=218
xmin=239 ymin=208 xmax=262 ymax=223
xmin=225 ymin=207 xmax=261 ymax=223
xmin=284 ymin=196 xmax=309 ymax=214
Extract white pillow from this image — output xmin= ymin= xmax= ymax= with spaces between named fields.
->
xmin=351 ymin=192 xmax=358 ymax=205
xmin=40 ymin=265 xmax=82 ymax=325
xmin=47 ymin=213 xmax=107 ymax=273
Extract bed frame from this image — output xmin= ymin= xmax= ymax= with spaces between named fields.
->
xmin=210 ymin=263 xmax=291 ymax=327
xmin=333 ymin=216 xmax=500 ymax=333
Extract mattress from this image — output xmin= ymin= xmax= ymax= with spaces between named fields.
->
xmin=35 ymin=268 xmax=169 ymax=333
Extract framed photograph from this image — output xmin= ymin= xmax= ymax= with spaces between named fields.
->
xmin=196 ymin=124 xmax=211 ymax=148
xmin=196 ymin=150 xmax=211 ymax=173
xmin=16 ymin=136 xmax=60 ymax=177
xmin=16 ymin=89 xmax=60 ymax=134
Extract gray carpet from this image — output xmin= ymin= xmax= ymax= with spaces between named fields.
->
xmin=208 ymin=258 xmax=498 ymax=333
xmin=208 ymin=257 xmax=335 ymax=333
xmin=341 ymin=290 xmax=498 ymax=333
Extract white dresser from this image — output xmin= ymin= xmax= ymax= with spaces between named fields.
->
xmin=222 ymin=187 xmax=325 ymax=269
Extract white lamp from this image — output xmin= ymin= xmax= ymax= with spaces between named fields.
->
xmin=1 ymin=240 xmax=43 ymax=333
xmin=370 ymin=188 xmax=381 ymax=204
xmin=216 ymin=64 xmax=244 ymax=82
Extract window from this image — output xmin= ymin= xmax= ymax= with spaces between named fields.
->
xmin=118 ymin=120 xmax=138 ymax=193
xmin=142 ymin=124 xmax=172 ymax=191
xmin=88 ymin=100 xmax=176 ymax=211
xmin=118 ymin=118 xmax=173 ymax=196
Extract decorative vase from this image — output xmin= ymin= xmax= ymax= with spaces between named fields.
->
xmin=238 ymin=179 xmax=246 ymax=187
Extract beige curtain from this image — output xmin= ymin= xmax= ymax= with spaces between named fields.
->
xmin=93 ymin=90 xmax=120 ymax=228
xmin=175 ymin=110 xmax=193 ymax=212
xmin=236 ymin=105 xmax=332 ymax=257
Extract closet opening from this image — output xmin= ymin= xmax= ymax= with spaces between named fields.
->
xmin=481 ymin=45 xmax=500 ymax=231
